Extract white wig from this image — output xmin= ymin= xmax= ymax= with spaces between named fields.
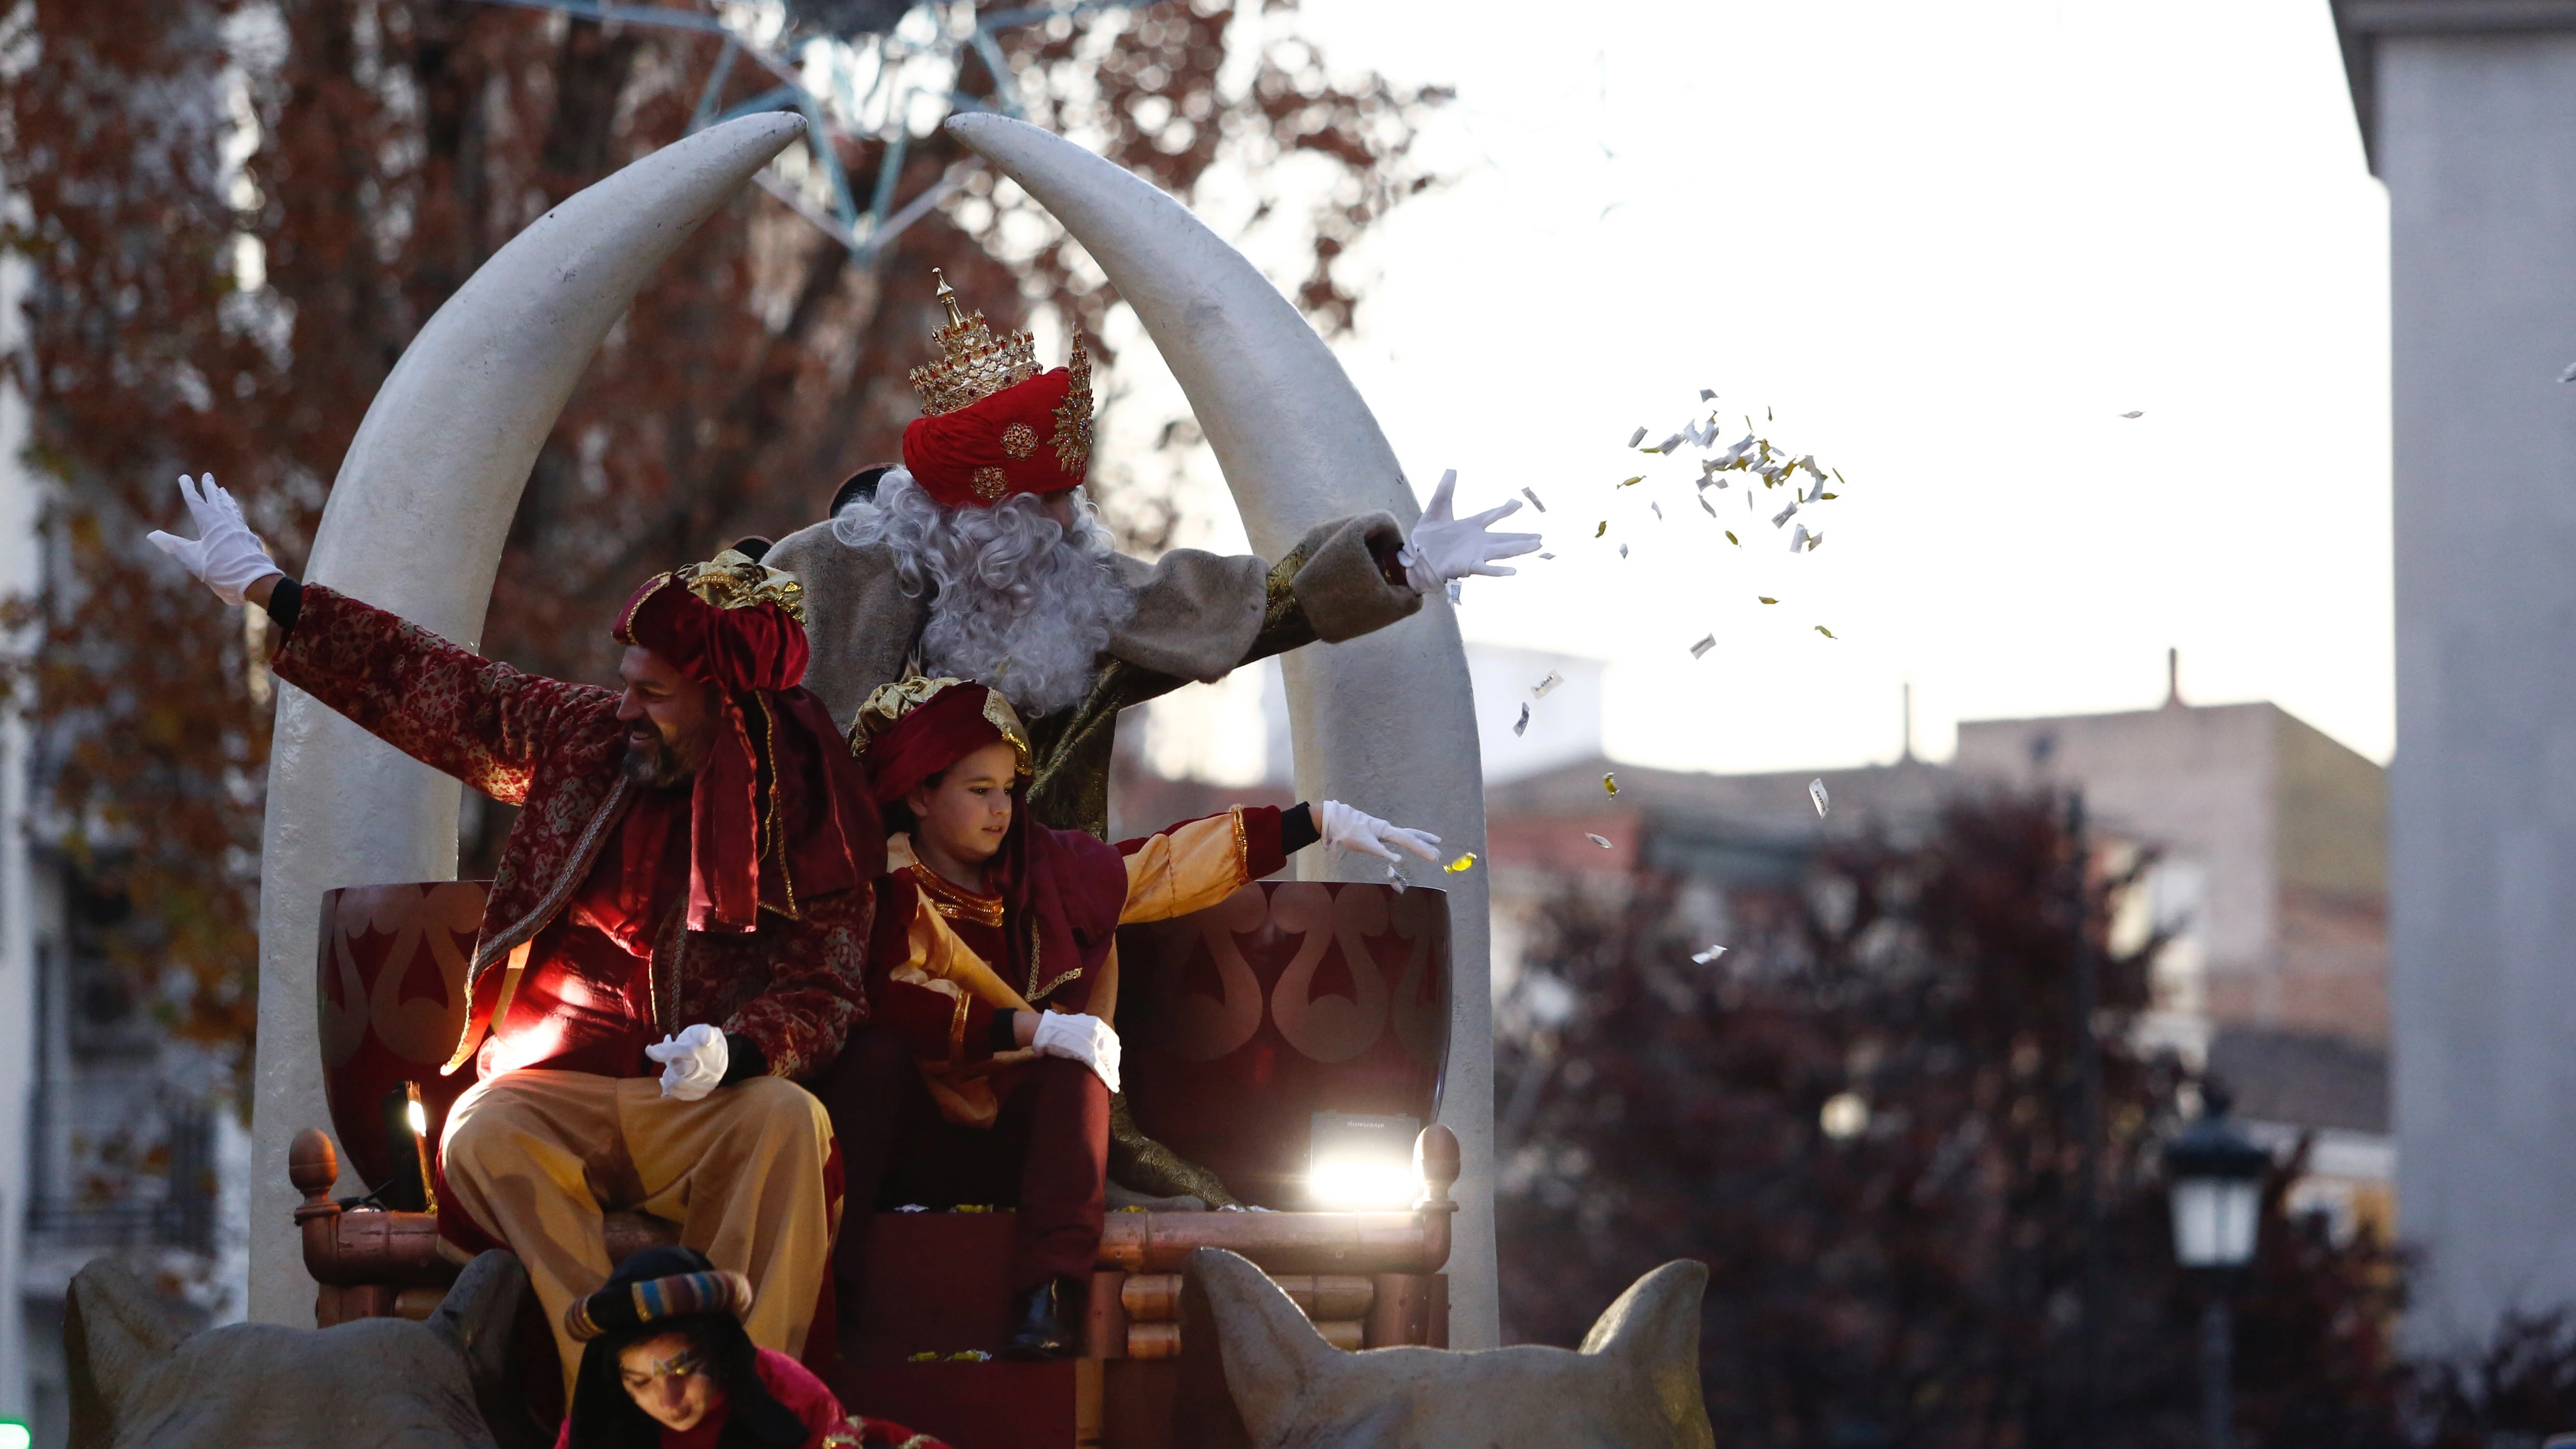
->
xmin=832 ymin=467 xmax=1136 ymax=719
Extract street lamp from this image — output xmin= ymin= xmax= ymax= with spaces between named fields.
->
xmin=2165 ymin=1090 xmax=2271 ymax=1449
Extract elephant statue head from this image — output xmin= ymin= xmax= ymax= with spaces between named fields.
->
xmin=1195 ymin=1247 xmax=1716 ymax=1449
xmin=66 ymin=1250 xmax=532 ymax=1449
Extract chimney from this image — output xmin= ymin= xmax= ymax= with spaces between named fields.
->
xmin=1900 ymin=680 xmax=1916 ymax=763
xmin=2164 ymin=646 xmax=2183 ymax=710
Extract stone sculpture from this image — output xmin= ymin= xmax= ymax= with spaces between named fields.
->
xmin=66 ymin=1250 xmax=530 ymax=1449
xmin=1193 ymin=1247 xmax=1716 ymax=1449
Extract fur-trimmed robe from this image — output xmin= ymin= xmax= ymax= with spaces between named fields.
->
xmin=766 ymin=511 xmax=1422 ymax=837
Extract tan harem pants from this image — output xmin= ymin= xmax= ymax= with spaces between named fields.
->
xmin=440 ymin=1068 xmax=835 ymax=1391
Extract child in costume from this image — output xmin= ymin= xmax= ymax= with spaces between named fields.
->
xmin=560 ymin=1246 xmax=946 ymax=1449
xmin=819 ymin=674 xmax=1441 ymax=1358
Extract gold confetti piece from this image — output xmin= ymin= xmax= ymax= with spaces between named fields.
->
xmin=951 ymin=1350 xmax=993 ymax=1361
xmin=1724 ymin=530 xmax=1739 ymax=545
xmin=1585 ymin=832 xmax=1614 ymax=850
xmin=2120 ymin=410 xmax=2144 ymax=419
xmin=1444 ymin=852 xmax=1479 ymax=873
xmin=1808 ymin=533 xmax=1823 ymax=551
xmin=1758 ymin=595 xmax=1778 ymax=605
xmin=1534 ymin=670 xmax=1564 ymax=698
xmin=1594 ymin=520 xmax=1609 ymax=537
xmin=1767 ymin=405 xmax=1774 ymax=421
xmin=1832 ymin=468 xmax=1846 ymax=485
xmin=1627 ymin=426 xmax=1647 ymax=447
xmin=1514 ymin=703 xmax=1530 ymax=737
xmin=1815 ymin=625 xmax=1836 ymax=638
xmin=1618 ymin=476 xmax=1642 ymax=488
xmin=1819 ymin=492 xmax=1838 ymax=501
xmin=1691 ymin=944 xmax=1728 ymax=965
xmin=1604 ymin=772 xmax=1619 ymax=797
xmin=1809 ymin=779 xmax=1830 ymax=816
xmin=1691 ymin=634 xmax=1716 ymax=659
xmin=909 ymin=1352 xmax=941 ymax=1362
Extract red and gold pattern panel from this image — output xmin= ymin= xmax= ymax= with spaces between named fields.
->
xmin=316 ymin=881 xmax=488 ymax=1187
xmin=1114 ymin=882 xmax=1450 ymax=1207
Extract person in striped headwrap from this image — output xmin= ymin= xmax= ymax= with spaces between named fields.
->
xmin=561 ymin=1246 xmax=948 ymax=1449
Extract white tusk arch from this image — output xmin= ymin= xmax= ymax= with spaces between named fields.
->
xmin=247 ymin=114 xmax=807 ymax=1325
xmin=945 ymin=112 xmax=1500 ymax=1350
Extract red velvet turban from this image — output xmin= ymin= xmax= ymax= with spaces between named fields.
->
xmin=899 ymin=343 xmax=1094 ymax=510
xmin=611 ymin=552 xmax=879 ymax=933
xmin=849 ymin=676 xmax=1033 ymax=806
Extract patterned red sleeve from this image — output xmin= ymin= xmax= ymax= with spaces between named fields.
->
xmin=267 ymin=584 xmax=615 ymax=806
xmin=721 ymin=885 xmax=873 ymax=1081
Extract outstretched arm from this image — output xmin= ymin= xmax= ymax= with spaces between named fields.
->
xmin=146 ymin=474 xmax=609 ymax=803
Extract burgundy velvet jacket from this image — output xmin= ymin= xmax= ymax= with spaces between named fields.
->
xmin=271 ymin=584 xmax=872 ymax=1081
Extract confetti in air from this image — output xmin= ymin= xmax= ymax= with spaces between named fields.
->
xmin=1603 ymin=772 xmax=1619 ymax=797
xmin=1513 ymin=703 xmax=1531 ymax=737
xmin=1595 ymin=520 xmax=1609 ymax=538
xmin=1757 ymin=595 xmax=1778 ymax=605
xmin=1691 ymin=945 xmax=1729 ymax=965
xmin=1619 ymin=543 xmax=1629 ymax=558
xmin=1815 ymin=625 xmax=1836 ymax=639
xmin=1691 ymin=634 xmax=1716 ymax=659
xmin=2120 ymin=410 xmax=2145 ymax=418
xmin=1618 ymin=476 xmax=1642 ymax=488
xmin=2561 ymin=363 xmax=2576 ymax=383
xmin=1386 ymin=862 xmax=1407 ymax=895
xmin=1444 ymin=852 xmax=1479 ymax=874
xmin=1538 ymin=551 xmax=1556 ymax=559
xmin=1724 ymin=530 xmax=1739 ymax=545
xmin=1627 ymin=426 xmax=1647 ymax=447
xmin=1585 ymin=832 xmax=1614 ymax=850
xmin=1520 ymin=486 xmax=1547 ymax=513
xmin=1699 ymin=388 xmax=1717 ymax=401
xmin=1809 ymin=779 xmax=1830 ymax=817
xmin=1534 ymin=670 xmax=1564 ymax=698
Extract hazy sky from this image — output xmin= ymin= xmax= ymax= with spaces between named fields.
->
xmin=1118 ymin=0 xmax=2394 ymax=780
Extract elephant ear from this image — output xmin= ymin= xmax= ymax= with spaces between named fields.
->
xmin=1578 ymin=1260 xmax=1716 ymax=1449
xmin=427 ymin=1251 xmax=545 ymax=1449
xmin=1190 ymin=1247 xmax=1341 ymax=1447
xmin=66 ymin=1257 xmax=195 ymax=1449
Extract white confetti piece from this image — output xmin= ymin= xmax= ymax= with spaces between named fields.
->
xmin=1700 ymin=388 xmax=1716 ymax=401
xmin=1771 ymin=499 xmax=1800 ymax=528
xmin=1514 ymin=703 xmax=1531 ymax=737
xmin=2561 ymin=365 xmax=2576 ymax=384
xmin=1650 ymin=501 xmax=1663 ymax=520
xmin=1698 ymin=496 xmax=1717 ymax=517
xmin=1789 ymin=523 xmax=1810 ymax=553
xmin=1386 ymin=862 xmax=1407 ymax=895
xmin=1618 ymin=543 xmax=1629 ymax=558
xmin=1520 ymin=486 xmax=1546 ymax=512
xmin=1655 ymin=433 xmax=1684 ymax=454
xmin=1627 ymin=426 xmax=1647 ymax=447
xmin=1585 ymin=832 xmax=1614 ymax=850
xmin=1691 ymin=634 xmax=1715 ymax=659
xmin=1809 ymin=778 xmax=1830 ymax=817
xmin=1534 ymin=670 xmax=1564 ymax=698
xmin=1538 ymin=550 xmax=1556 ymax=559
xmin=1447 ymin=580 xmax=1463 ymax=604
xmin=1691 ymin=944 xmax=1728 ymax=965
xmin=2121 ymin=408 xmax=2146 ymax=417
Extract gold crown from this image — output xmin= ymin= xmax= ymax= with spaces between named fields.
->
xmin=848 ymin=674 xmax=1033 ymax=777
xmin=909 ymin=270 xmax=1041 ymax=417
xmin=673 ymin=549 xmax=805 ymax=624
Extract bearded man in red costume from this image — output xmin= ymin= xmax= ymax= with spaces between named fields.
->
xmin=148 ymin=478 xmax=882 ymax=1391
xmin=766 ymin=271 xmax=1542 ymax=839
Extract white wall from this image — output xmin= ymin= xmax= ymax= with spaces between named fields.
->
xmin=0 ymin=247 xmax=41 ymax=1425
xmin=2377 ymin=27 xmax=2576 ymax=1349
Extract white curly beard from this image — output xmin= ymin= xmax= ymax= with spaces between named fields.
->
xmin=832 ymin=468 xmax=1136 ymax=719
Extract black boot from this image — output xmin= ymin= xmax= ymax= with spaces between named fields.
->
xmin=1003 ymin=1277 xmax=1077 ymax=1360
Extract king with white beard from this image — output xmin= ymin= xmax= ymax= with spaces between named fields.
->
xmin=769 ymin=271 xmax=1539 ymax=838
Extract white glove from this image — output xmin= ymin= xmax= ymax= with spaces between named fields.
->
xmin=1317 ymin=800 xmax=1442 ymax=865
xmin=1031 ymin=1011 xmax=1121 ymax=1093
xmin=644 ymin=1024 xmax=729 ymax=1101
xmin=1394 ymin=470 xmax=1543 ymax=595
xmin=145 ymin=474 xmax=283 ymax=606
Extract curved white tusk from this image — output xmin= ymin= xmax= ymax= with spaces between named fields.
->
xmin=945 ymin=112 xmax=1500 ymax=1350
xmin=248 ymin=114 xmax=806 ymax=1324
